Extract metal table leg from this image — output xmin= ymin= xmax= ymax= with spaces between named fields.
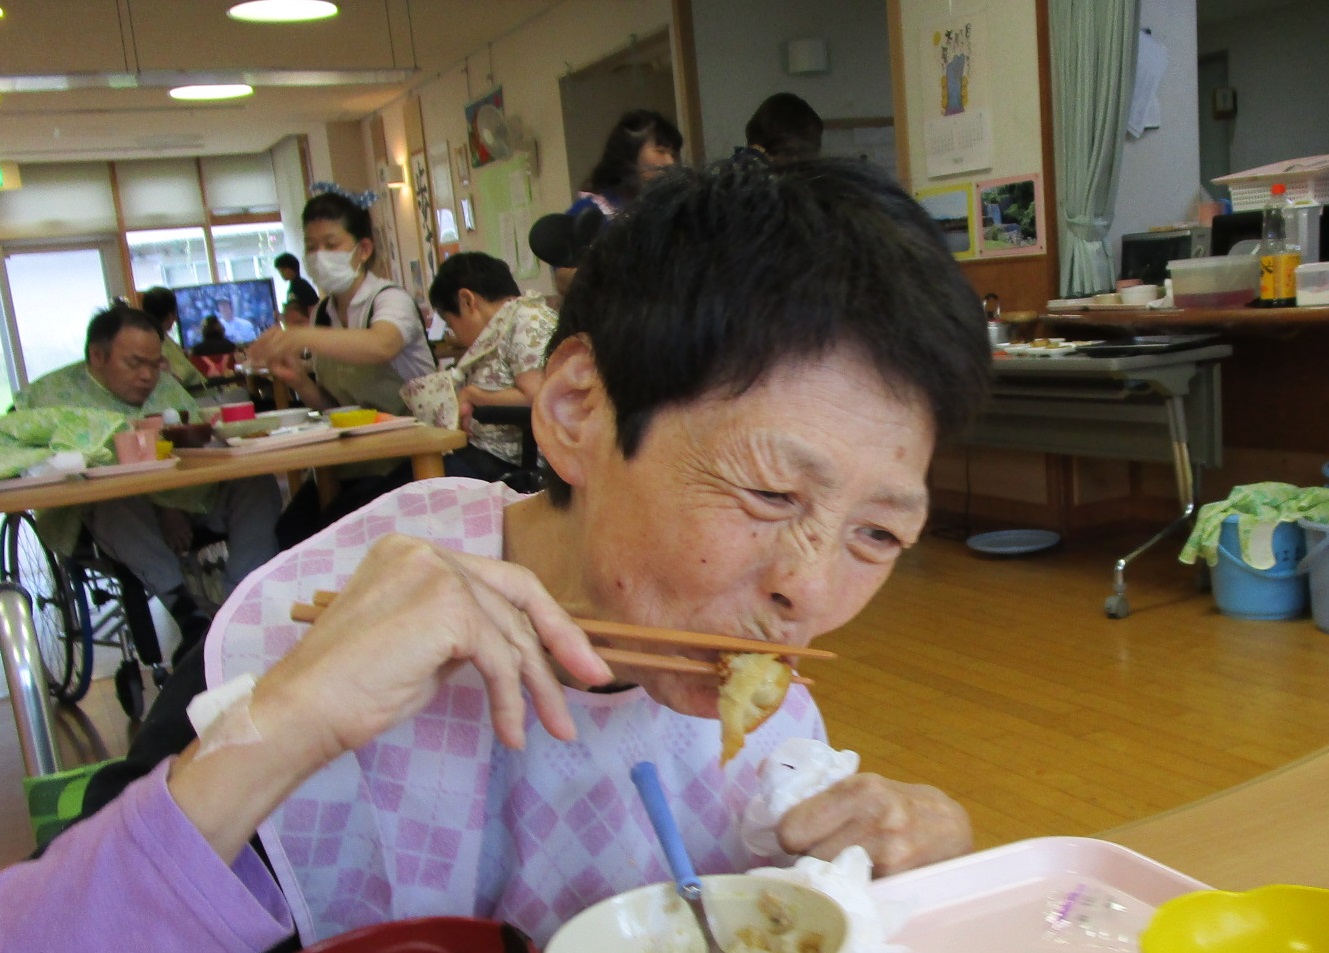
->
xmin=0 ymin=582 xmax=61 ymax=776
xmin=1105 ymin=394 xmax=1198 ymax=619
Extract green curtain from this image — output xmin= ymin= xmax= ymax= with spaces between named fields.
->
xmin=1049 ymin=0 xmax=1139 ymax=296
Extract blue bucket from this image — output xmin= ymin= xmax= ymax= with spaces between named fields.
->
xmin=1211 ymin=516 xmax=1308 ymax=620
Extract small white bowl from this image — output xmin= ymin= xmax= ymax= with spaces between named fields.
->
xmin=1119 ymin=284 xmax=1161 ymax=306
xmin=545 ymin=875 xmax=849 ymax=953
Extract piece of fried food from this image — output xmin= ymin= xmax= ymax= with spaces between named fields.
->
xmin=718 ymin=652 xmax=793 ymax=764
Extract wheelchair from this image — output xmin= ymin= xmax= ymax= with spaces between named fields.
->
xmin=0 ymin=511 xmax=226 ymax=720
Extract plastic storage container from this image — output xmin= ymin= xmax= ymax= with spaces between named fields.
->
xmin=1211 ymin=516 xmax=1307 ymax=620
xmin=1299 ymin=519 xmax=1329 ymax=634
xmin=1296 ymin=261 xmax=1329 ymax=306
xmin=1168 ymin=256 xmax=1260 ymax=309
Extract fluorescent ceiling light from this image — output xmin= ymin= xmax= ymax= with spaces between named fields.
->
xmin=169 ymin=84 xmax=254 ymax=101
xmin=227 ymin=1 xmax=338 ymax=23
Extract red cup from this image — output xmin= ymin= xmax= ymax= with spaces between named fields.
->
xmin=113 ymin=430 xmax=157 ymax=464
xmin=219 ymin=401 xmax=256 ymax=423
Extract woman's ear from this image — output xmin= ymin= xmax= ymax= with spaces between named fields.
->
xmin=353 ymin=236 xmax=374 ymax=269
xmin=533 ymin=335 xmax=608 ymax=492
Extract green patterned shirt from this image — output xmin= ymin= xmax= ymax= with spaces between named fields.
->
xmin=14 ymin=362 xmax=216 ymax=556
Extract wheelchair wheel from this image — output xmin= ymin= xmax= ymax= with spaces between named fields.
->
xmin=0 ymin=512 xmax=93 ymax=703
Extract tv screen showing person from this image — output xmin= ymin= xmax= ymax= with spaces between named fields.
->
xmin=172 ymin=278 xmax=278 ymax=349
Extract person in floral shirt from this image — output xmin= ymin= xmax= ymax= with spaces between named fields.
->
xmin=427 ymin=253 xmax=556 ymax=480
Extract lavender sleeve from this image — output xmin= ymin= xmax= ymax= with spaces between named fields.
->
xmin=0 ymin=758 xmax=294 ymax=953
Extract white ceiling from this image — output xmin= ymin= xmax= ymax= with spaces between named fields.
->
xmin=0 ymin=0 xmax=558 ymax=162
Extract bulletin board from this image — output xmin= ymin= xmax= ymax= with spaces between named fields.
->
xmin=472 ymin=153 xmax=539 ymax=280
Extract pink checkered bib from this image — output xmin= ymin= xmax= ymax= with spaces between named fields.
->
xmin=207 ymin=479 xmax=826 ymax=946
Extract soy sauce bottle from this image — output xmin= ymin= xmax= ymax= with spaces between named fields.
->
xmin=1259 ymin=183 xmax=1300 ymax=307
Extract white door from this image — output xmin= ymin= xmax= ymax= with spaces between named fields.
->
xmin=0 ymin=240 xmax=126 ymax=407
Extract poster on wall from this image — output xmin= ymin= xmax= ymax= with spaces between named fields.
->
xmin=915 ymin=183 xmax=976 ymax=260
xmin=473 ymin=154 xmax=539 ymax=280
xmin=923 ymin=12 xmax=993 ymax=178
xmin=373 ymin=162 xmax=405 ymax=286
xmin=409 ymin=150 xmax=438 ymax=280
xmin=975 ymin=174 xmax=1045 ymax=257
xmin=464 ymin=87 xmax=506 ymax=168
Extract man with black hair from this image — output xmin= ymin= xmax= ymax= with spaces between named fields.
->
xmin=139 ymin=285 xmax=208 ymax=393
xmin=739 ymin=92 xmax=824 ymax=164
xmin=274 ymin=252 xmax=319 ymax=318
xmin=14 ymin=304 xmax=281 ymax=658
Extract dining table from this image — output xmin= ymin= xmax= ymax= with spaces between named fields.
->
xmin=0 ymin=423 xmax=466 ymax=776
xmin=1103 ymin=743 xmax=1329 ymax=890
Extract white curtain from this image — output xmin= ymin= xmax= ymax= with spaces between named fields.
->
xmin=1050 ymin=0 xmax=1139 ymax=295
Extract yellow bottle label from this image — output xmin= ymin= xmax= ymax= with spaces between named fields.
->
xmin=1260 ymin=253 xmax=1301 ymax=303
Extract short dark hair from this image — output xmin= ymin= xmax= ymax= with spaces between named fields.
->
xmin=274 ymin=252 xmax=300 ymax=273
xmin=139 ymin=286 xmax=178 ymax=327
xmin=745 ymin=93 xmax=824 ymax=162
xmin=86 ymin=304 xmax=163 ymax=361
xmin=585 ymin=109 xmax=683 ymax=203
xmin=429 ymin=252 xmax=520 ymax=316
xmin=545 ymin=158 xmax=989 ymax=505
xmin=302 ymin=192 xmax=376 ymax=267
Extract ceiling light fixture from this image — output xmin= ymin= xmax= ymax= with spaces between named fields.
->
xmin=227 ymin=0 xmax=338 ymax=23
xmin=169 ymin=84 xmax=254 ymax=101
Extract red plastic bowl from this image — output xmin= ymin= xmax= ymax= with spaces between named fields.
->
xmin=300 ymin=917 xmax=537 ymax=953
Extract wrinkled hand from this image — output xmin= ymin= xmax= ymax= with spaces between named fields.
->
xmin=253 ymin=534 xmax=614 ymax=768
xmin=156 ymin=507 xmax=194 ymax=556
xmin=777 ymin=773 xmax=972 ymax=877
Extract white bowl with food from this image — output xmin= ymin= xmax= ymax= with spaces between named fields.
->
xmin=545 ymin=874 xmax=849 ymax=953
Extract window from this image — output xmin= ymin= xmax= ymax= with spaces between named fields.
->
xmin=211 ymin=221 xmax=285 ymax=282
xmin=126 ymin=227 xmax=210 ymax=290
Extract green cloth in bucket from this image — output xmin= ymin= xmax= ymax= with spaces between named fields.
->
xmin=1180 ymin=483 xmax=1329 ymax=570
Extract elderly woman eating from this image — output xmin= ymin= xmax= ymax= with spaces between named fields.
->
xmin=0 ymin=157 xmax=989 ymax=953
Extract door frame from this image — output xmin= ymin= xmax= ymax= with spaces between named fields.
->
xmin=0 ymin=235 xmax=126 ymax=392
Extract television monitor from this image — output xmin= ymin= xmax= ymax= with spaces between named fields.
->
xmin=172 ymin=278 xmax=278 ymax=350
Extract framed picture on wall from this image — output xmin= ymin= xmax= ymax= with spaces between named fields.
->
xmin=915 ymin=183 xmax=976 ymax=260
xmin=428 ymin=141 xmax=461 ymax=248
xmin=975 ymin=173 xmax=1045 ymax=257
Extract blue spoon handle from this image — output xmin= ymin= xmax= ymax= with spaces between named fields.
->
xmin=631 ymin=761 xmax=701 ymax=892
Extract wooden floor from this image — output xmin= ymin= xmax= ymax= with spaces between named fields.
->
xmin=802 ymin=525 xmax=1329 ymax=850
xmin=4 ymin=526 xmax=1329 ymax=866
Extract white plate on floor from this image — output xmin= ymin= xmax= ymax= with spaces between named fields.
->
xmin=870 ymin=836 xmax=1208 ymax=952
xmin=966 ymin=528 xmax=1061 ymax=555
xmin=84 ymin=457 xmax=181 ymax=479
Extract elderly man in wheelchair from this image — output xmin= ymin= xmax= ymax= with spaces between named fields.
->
xmin=7 ymin=303 xmax=281 ymax=712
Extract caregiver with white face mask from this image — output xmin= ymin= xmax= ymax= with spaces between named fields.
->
xmin=248 ymin=185 xmax=435 ymax=417
xmin=248 ymin=185 xmax=439 ymax=547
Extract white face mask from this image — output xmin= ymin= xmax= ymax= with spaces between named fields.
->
xmin=306 ymin=249 xmax=361 ymax=295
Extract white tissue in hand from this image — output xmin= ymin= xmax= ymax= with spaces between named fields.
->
xmin=748 ymin=846 xmax=908 ymax=953
xmin=740 ymin=737 xmax=859 ymax=857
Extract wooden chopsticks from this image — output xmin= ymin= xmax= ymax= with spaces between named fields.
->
xmin=290 ymin=589 xmax=833 ymax=685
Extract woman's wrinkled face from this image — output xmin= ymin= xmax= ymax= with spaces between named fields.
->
xmin=578 ymin=347 xmax=934 ymax=718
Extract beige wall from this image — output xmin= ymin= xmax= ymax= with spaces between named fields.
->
xmin=354 ymin=0 xmax=672 ymax=297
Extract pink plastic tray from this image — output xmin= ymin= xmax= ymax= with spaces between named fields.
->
xmin=869 ymin=837 xmax=1208 ymax=951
